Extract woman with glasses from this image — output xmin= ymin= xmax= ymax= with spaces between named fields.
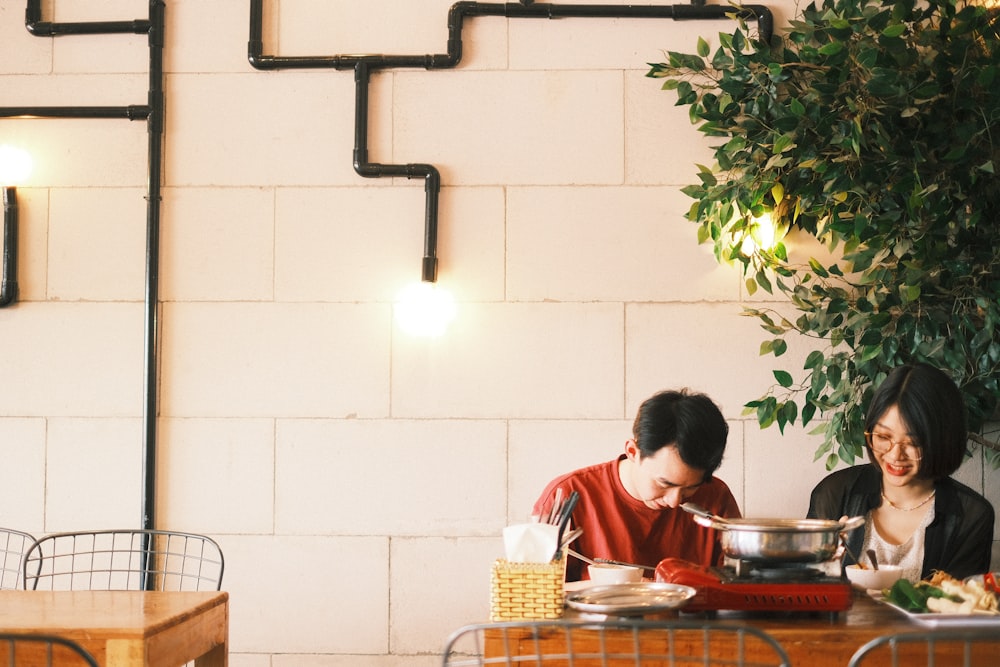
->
xmin=807 ymin=363 xmax=995 ymax=581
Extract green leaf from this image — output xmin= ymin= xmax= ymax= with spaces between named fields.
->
xmin=802 ymin=401 xmax=817 ymax=426
xmin=774 ymin=370 xmax=794 ymax=387
xmin=899 ymin=283 xmax=920 ymax=303
xmin=804 ymin=350 xmax=825 ymax=370
xmin=773 ymin=134 xmax=796 ymax=154
xmin=881 ymin=23 xmax=906 ymax=37
xmin=818 ymin=41 xmax=844 ymax=56
xmin=808 ymin=258 xmax=829 ymax=278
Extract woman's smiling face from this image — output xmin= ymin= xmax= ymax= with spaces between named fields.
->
xmin=870 ymin=405 xmax=923 ymax=487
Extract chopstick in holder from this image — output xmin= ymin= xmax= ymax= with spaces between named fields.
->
xmin=553 ymin=492 xmax=579 ymax=560
xmin=554 ymin=491 xmax=580 ymax=547
xmin=547 ymin=488 xmax=564 ymax=525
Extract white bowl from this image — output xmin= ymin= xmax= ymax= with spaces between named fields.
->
xmin=588 ymin=563 xmax=643 ymax=584
xmin=845 ymin=564 xmax=903 ymax=591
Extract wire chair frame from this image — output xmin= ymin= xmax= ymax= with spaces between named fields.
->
xmin=0 ymin=633 xmax=99 ymax=667
xmin=23 ymin=529 xmax=224 ymax=592
xmin=442 ymin=619 xmax=792 ymax=666
xmin=847 ymin=628 xmax=1000 ymax=667
xmin=0 ymin=528 xmax=35 ymax=590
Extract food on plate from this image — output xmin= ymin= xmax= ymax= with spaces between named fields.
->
xmin=883 ymin=571 xmax=999 ymax=615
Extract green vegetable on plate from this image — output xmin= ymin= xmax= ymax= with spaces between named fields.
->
xmin=882 ymin=578 xmax=961 ymax=613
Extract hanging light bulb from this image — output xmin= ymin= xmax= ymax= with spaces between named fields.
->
xmin=394 ymin=281 xmax=457 ymax=337
xmin=0 ymin=145 xmax=33 ymax=185
xmin=740 ymin=211 xmax=787 ymax=256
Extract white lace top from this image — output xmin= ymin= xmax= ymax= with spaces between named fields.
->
xmin=862 ymin=507 xmax=934 ymax=582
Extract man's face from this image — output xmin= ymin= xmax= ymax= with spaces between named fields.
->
xmin=624 ymin=440 xmax=707 ymax=509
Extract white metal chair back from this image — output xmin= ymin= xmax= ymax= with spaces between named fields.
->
xmin=23 ymin=529 xmax=224 ymax=591
xmin=0 ymin=528 xmax=34 ymax=590
xmin=442 ymin=619 xmax=791 ymax=666
xmin=847 ymin=628 xmax=1000 ymax=667
xmin=0 ymin=633 xmax=99 ymax=667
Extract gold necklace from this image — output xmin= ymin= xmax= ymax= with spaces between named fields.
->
xmin=881 ymin=490 xmax=936 ymax=511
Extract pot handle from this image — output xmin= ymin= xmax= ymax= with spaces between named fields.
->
xmin=680 ymin=502 xmax=712 ymax=519
xmin=680 ymin=502 xmax=729 ymax=530
xmin=839 ymin=515 xmax=865 ymax=532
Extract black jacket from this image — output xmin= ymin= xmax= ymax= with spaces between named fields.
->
xmin=807 ymin=465 xmax=994 ymax=580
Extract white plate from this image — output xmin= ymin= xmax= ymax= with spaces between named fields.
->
xmin=877 ymin=596 xmax=1000 ymax=627
xmin=565 ymin=582 xmax=696 ymax=616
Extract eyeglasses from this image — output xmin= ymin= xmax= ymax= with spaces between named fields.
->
xmin=864 ymin=432 xmax=923 ymax=460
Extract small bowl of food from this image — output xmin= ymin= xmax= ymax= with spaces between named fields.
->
xmin=588 ymin=563 xmax=644 ymax=584
xmin=845 ymin=564 xmax=903 ymax=591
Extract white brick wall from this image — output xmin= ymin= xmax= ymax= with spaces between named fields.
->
xmin=0 ymin=1 xmax=996 ymax=665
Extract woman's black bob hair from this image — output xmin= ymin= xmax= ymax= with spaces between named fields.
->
xmin=863 ymin=363 xmax=968 ymax=479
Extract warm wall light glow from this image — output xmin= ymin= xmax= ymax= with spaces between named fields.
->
xmin=0 ymin=145 xmax=33 ymax=185
xmin=394 ymin=281 xmax=457 ymax=337
xmin=740 ymin=212 xmax=787 ymax=255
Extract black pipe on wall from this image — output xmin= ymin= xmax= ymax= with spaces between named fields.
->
xmin=1 ymin=0 xmax=166 ymax=537
xmin=353 ymin=61 xmax=441 ymax=282
xmin=1 ymin=188 xmax=18 ymax=307
xmin=248 ymin=1 xmax=774 ymax=283
xmin=0 ymin=107 xmax=151 ymax=120
xmin=142 ymin=0 xmax=166 ymax=539
xmin=25 ymin=0 xmax=151 ymax=36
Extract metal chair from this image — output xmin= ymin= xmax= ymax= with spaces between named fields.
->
xmin=0 ymin=633 xmax=99 ymax=666
xmin=23 ymin=529 xmax=224 ymax=591
xmin=847 ymin=628 xmax=1000 ymax=667
xmin=442 ymin=618 xmax=791 ymax=666
xmin=0 ymin=528 xmax=35 ymax=590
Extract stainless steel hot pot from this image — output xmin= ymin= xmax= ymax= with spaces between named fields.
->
xmin=681 ymin=503 xmax=865 ymax=563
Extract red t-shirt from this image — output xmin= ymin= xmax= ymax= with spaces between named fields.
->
xmin=532 ymin=455 xmax=741 ymax=581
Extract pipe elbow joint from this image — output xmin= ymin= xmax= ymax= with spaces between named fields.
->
xmin=247 ymin=43 xmax=275 ymax=70
xmin=745 ymin=5 xmax=775 ymax=42
xmin=0 ymin=281 xmax=18 ymax=308
xmin=353 ymin=160 xmax=380 ymax=179
xmin=25 ymin=20 xmax=53 ymax=36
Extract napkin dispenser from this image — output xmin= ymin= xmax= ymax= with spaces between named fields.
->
xmin=490 ymin=523 xmax=566 ymax=621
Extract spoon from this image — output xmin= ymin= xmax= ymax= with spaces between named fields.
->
xmin=566 ymin=547 xmax=599 ymax=567
xmin=866 ymin=549 xmax=880 ymax=571
xmin=842 ymin=540 xmax=866 ymax=569
xmin=595 ymin=557 xmax=657 ymax=572
xmin=566 ymin=548 xmax=655 ymax=572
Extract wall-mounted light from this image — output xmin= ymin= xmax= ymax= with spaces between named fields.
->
xmin=394 ymin=281 xmax=457 ymax=337
xmin=0 ymin=145 xmax=33 ymax=185
xmin=740 ymin=211 xmax=788 ymax=256
xmin=0 ymin=145 xmax=33 ymax=307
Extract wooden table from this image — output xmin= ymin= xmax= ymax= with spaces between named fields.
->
xmin=486 ymin=591 xmax=997 ymax=666
xmin=0 ymin=590 xmax=228 ymax=666
xmin=706 ymin=590 xmax=930 ymax=665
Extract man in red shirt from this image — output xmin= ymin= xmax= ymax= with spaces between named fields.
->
xmin=533 ymin=389 xmax=741 ymax=581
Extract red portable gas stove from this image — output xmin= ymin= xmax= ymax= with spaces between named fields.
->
xmin=655 ymin=557 xmax=854 ymax=615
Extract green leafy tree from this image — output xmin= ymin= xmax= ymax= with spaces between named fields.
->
xmin=648 ymin=0 xmax=1000 ymax=468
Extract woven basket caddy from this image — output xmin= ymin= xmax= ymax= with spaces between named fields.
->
xmin=490 ymin=557 xmax=566 ymax=621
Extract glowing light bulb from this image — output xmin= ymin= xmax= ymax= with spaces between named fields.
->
xmin=394 ymin=281 xmax=457 ymax=337
xmin=0 ymin=145 xmax=33 ymax=185
xmin=740 ymin=212 xmax=787 ymax=255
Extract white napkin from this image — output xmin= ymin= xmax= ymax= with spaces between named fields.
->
xmin=502 ymin=523 xmax=560 ymax=563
